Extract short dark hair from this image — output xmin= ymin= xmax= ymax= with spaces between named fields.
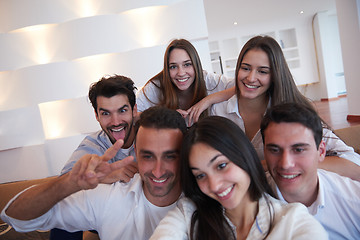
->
xmin=88 ymin=75 xmax=136 ymax=113
xmin=136 ymin=106 xmax=187 ymax=135
xmin=260 ymin=102 xmax=323 ymax=148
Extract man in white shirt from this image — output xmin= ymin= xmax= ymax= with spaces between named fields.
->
xmin=52 ymin=74 xmax=139 ymax=239
xmin=261 ymin=102 xmax=360 ymax=240
xmin=1 ymin=106 xmax=187 ymax=240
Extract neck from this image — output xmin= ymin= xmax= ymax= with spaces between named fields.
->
xmin=122 ymin=125 xmax=135 ymax=149
xmin=282 ymin=176 xmax=319 ymax=207
xmin=238 ymin=93 xmax=269 ymax=114
xmin=177 ymin=87 xmax=194 ymax=110
xmin=143 ymin=182 xmax=182 ymax=207
xmin=225 ymin=193 xmax=258 ymax=236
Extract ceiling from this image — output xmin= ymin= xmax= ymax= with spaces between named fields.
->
xmin=203 ymin=0 xmax=336 ymax=36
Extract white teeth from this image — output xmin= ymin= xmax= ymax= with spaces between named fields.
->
xmin=280 ymin=174 xmax=299 ymax=179
xmin=177 ymin=78 xmax=188 ymax=82
xmin=112 ymin=127 xmax=124 ymax=132
xmin=153 ymin=178 xmax=166 ymax=183
xmin=218 ymin=185 xmax=233 ymax=197
xmin=244 ymin=83 xmax=259 ymax=89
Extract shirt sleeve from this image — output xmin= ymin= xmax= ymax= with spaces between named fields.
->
xmin=204 ymin=71 xmax=235 ymax=95
xmin=136 ymin=81 xmax=161 ymax=112
xmin=61 ymin=133 xmax=108 ymax=174
xmin=0 ymin=187 xmax=98 ymax=233
xmin=323 ymin=128 xmax=360 ymax=166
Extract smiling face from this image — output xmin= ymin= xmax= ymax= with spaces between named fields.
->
xmin=189 ymin=142 xmax=252 ymax=211
xmin=264 ymin=122 xmax=325 ymax=205
xmin=95 ymin=94 xmax=136 ymax=148
xmin=237 ymin=49 xmax=271 ymax=100
xmin=135 ymin=127 xmax=183 ymax=206
xmin=168 ymin=48 xmax=196 ymax=92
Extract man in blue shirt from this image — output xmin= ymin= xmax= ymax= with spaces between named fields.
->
xmin=52 ymin=74 xmax=139 ymax=239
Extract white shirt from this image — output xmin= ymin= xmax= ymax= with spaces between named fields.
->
xmin=211 ymin=94 xmax=360 ymax=164
xmin=1 ymin=174 xmax=179 ymax=240
xmin=136 ymin=71 xmax=234 ymax=112
xmin=275 ymin=169 xmax=360 ymax=240
xmin=150 ymin=194 xmax=328 ymax=239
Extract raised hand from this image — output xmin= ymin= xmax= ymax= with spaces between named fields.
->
xmin=69 ymin=139 xmax=134 ymax=190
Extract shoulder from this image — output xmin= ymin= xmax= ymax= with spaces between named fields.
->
xmin=318 ymin=169 xmax=360 ymax=198
xmin=149 ymin=197 xmax=194 ymax=240
xmin=263 ymin=196 xmax=328 ymax=239
xmin=136 ymin=80 xmax=161 ymax=111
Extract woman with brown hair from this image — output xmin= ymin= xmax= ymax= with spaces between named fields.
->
xmin=136 ymin=38 xmax=235 ymax=126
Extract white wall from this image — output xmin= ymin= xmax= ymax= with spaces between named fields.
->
xmin=313 ymin=11 xmax=346 ymax=99
xmin=336 ymin=0 xmax=360 ymax=116
xmin=0 ymin=0 xmax=211 ymax=183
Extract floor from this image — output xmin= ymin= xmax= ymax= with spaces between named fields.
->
xmin=313 ymin=96 xmax=360 ymax=130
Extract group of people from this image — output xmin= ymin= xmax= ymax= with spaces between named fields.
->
xmin=1 ymin=36 xmax=360 ymax=240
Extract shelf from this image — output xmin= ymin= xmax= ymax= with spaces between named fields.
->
xmin=279 ymin=28 xmax=297 ymax=48
xmin=224 ymin=58 xmax=237 ymax=69
xmin=210 ymin=51 xmax=221 ymax=61
xmin=209 ymin=41 xmax=219 ymax=52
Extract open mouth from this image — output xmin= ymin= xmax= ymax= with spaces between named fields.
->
xmin=177 ymin=77 xmax=189 ymax=83
xmin=111 ymin=126 xmax=124 ymax=132
xmin=217 ymin=185 xmax=234 ymax=198
xmin=108 ymin=125 xmax=126 ymax=141
xmin=244 ymin=82 xmax=260 ymax=89
xmin=152 ymin=178 xmax=166 ymax=183
xmin=279 ymin=173 xmax=300 ymax=179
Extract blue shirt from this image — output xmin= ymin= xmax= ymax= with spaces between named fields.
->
xmin=61 ymin=130 xmax=135 ymax=174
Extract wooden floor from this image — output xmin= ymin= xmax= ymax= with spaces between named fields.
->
xmin=313 ymin=96 xmax=360 ymax=130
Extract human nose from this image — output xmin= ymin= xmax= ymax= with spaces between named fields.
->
xmin=177 ymin=66 xmax=186 ymax=76
xmin=207 ymin=175 xmax=221 ymax=192
xmin=246 ymin=69 xmax=257 ymax=82
xmin=278 ymin=151 xmax=295 ymax=169
xmin=110 ymin=113 xmax=121 ymax=126
xmin=152 ymin=160 xmax=164 ymax=178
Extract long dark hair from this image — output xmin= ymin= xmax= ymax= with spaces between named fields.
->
xmin=181 ymin=116 xmax=275 ymax=240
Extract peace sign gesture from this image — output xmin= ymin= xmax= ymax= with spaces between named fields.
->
xmin=69 ymin=139 xmax=135 ymax=190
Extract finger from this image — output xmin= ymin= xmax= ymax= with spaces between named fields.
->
xmin=84 ymin=154 xmax=103 ymax=177
xmin=101 ymin=139 xmax=124 ymax=162
xmin=110 ymin=156 xmax=134 ymax=171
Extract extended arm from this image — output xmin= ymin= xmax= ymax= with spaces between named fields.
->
xmin=187 ymin=86 xmax=235 ymax=125
xmin=5 ymin=140 xmax=133 ymax=220
xmin=319 ymin=156 xmax=360 ymax=181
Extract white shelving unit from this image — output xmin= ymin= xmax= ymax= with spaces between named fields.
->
xmin=278 ymin=28 xmax=300 ymax=69
xmin=208 ymin=28 xmax=300 ymax=78
xmin=209 ymin=40 xmax=223 ymax=74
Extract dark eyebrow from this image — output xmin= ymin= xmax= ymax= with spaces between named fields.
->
xmin=265 ymin=143 xmax=279 ymax=148
xmin=190 ymin=153 xmax=223 ymax=170
xmin=98 ymin=104 xmax=129 ymax=113
xmin=292 ymin=143 xmax=310 ymax=148
xmin=139 ymin=150 xmax=153 ymax=155
xmin=241 ymin=62 xmax=270 ymax=70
